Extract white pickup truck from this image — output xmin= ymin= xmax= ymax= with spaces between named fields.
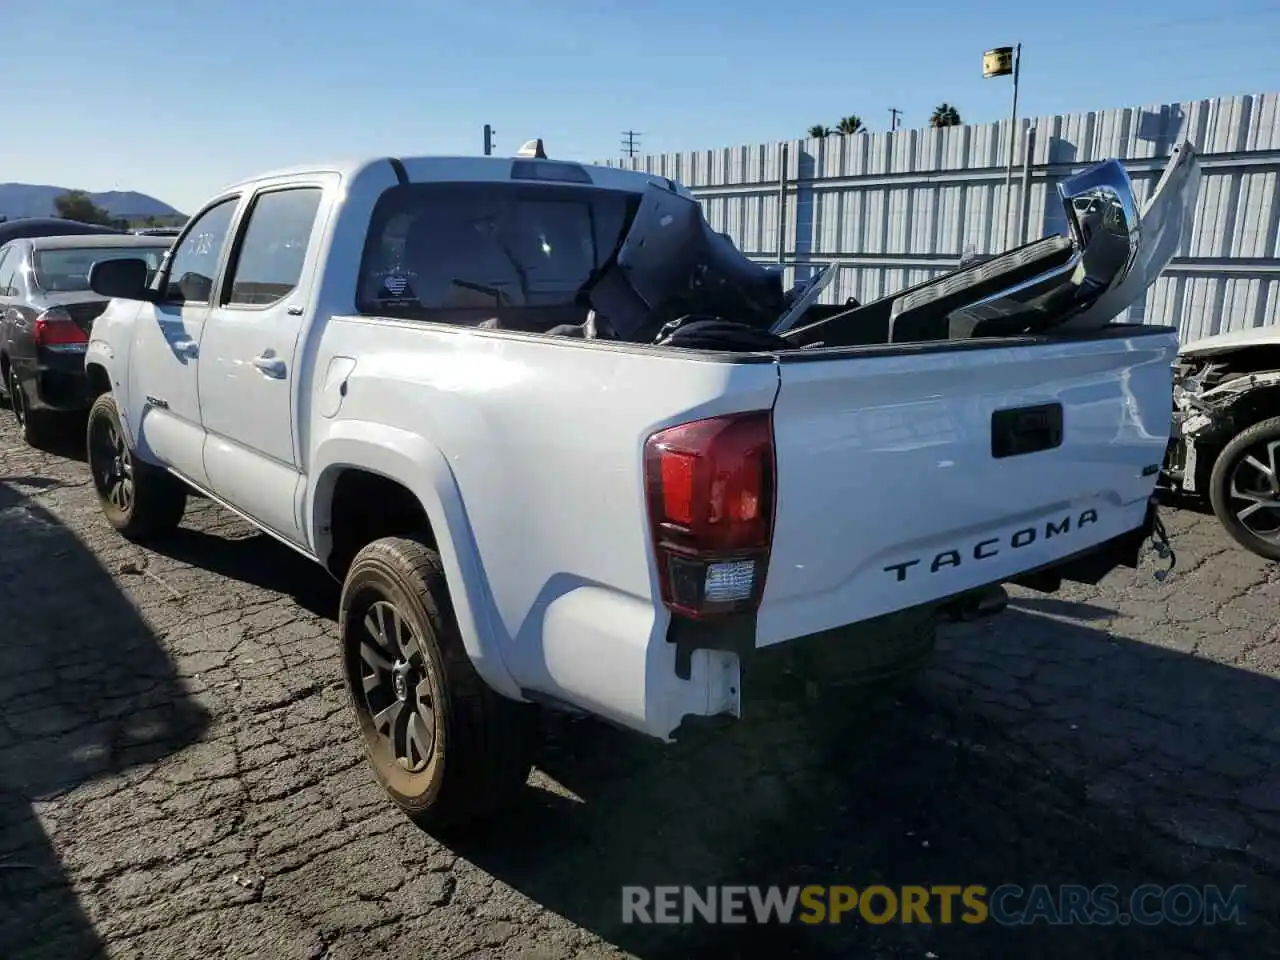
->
xmin=83 ymin=140 xmax=1200 ymax=829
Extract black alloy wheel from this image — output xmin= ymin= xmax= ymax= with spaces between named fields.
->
xmin=355 ymin=597 xmax=441 ymax=776
xmin=1210 ymin=416 xmax=1280 ymax=562
xmin=88 ymin=405 xmax=135 ymax=516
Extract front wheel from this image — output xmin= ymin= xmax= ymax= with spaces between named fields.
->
xmin=1209 ymin=415 xmax=1280 ymax=562
xmin=86 ymin=393 xmax=187 ymax=540
xmin=339 ymin=535 xmax=534 ymax=831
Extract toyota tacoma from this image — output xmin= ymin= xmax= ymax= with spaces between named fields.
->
xmin=81 ymin=140 xmax=1200 ymax=828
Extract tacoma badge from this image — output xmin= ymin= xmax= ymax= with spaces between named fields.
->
xmin=883 ymin=509 xmax=1099 ymax=582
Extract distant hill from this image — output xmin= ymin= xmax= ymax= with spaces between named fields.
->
xmin=0 ymin=183 xmax=184 ymax=221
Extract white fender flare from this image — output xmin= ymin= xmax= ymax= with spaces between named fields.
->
xmin=84 ymin=341 xmax=140 ymax=450
xmin=309 ymin=421 xmax=522 ymax=700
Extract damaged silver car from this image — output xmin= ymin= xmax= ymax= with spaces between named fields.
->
xmin=1165 ymin=326 xmax=1280 ymax=561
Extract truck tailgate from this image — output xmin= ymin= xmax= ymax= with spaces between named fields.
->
xmin=756 ymin=328 xmax=1177 ymax=645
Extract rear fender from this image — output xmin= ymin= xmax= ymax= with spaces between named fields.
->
xmin=309 ymin=421 xmax=521 ymax=700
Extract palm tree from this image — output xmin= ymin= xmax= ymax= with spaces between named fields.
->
xmin=808 ymin=124 xmax=833 ymax=138
xmin=930 ymin=103 xmax=962 ymax=128
xmin=837 ymin=115 xmax=865 ymax=135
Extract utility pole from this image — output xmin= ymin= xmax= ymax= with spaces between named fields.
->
xmin=483 ymin=123 xmax=495 ymax=156
xmin=889 ymin=107 xmax=902 ymax=132
xmin=620 ymin=130 xmax=642 ymax=158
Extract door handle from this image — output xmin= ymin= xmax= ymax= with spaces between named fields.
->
xmin=251 ymin=353 xmax=287 ymax=379
xmin=173 ymin=339 xmax=199 ymax=359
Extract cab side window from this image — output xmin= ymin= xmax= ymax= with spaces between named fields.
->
xmin=223 ymin=188 xmax=323 ymax=307
xmin=162 ymin=198 xmax=239 ymax=304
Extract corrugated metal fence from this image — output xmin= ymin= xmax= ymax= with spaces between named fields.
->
xmin=600 ymin=93 xmax=1280 ymax=344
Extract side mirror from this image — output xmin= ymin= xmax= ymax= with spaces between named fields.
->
xmin=89 ymin=257 xmax=155 ymax=302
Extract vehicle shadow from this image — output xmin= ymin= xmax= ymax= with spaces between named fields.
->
xmin=1155 ymin=485 xmax=1216 ymax=517
xmin=0 ymin=480 xmax=210 ymax=959
xmin=142 ymin=513 xmax=338 ymax=618
xmin=24 ymin=413 xmax=90 ymax=462
xmin=445 ymin=607 xmax=1279 ymax=960
xmin=1006 ymin=595 xmax=1119 ymax=621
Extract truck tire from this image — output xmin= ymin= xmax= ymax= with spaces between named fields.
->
xmin=339 ymin=535 xmax=534 ymax=831
xmin=9 ymin=366 xmax=58 ymax=449
xmin=86 ymin=393 xmax=187 ymax=540
xmin=1209 ymin=415 xmax=1280 ymax=562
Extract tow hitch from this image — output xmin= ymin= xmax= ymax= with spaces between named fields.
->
xmin=939 ymin=584 xmax=1010 ymax=623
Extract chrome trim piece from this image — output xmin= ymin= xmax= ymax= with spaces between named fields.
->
xmin=965 ymin=251 xmax=1082 ymax=311
xmin=1056 ymin=158 xmax=1141 ymax=298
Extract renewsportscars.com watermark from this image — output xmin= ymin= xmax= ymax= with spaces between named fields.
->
xmin=622 ymin=884 xmax=1248 ymax=927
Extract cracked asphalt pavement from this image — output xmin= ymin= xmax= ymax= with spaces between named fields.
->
xmin=2 ymin=412 xmax=1279 ymax=960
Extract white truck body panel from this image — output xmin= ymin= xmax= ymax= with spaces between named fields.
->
xmin=84 ymin=147 xmax=1196 ymax=743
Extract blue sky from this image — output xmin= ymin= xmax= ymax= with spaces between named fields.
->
xmin=6 ymin=0 xmax=1279 ymax=213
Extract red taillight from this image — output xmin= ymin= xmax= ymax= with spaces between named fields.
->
xmin=644 ymin=410 xmax=775 ymax=619
xmin=33 ymin=308 xmax=88 ymax=349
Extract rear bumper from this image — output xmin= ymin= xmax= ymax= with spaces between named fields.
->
xmin=521 ymin=501 xmax=1166 ymax=744
xmin=660 ymin=498 xmax=1163 ymax=726
xmin=14 ymin=351 xmax=92 ymax=412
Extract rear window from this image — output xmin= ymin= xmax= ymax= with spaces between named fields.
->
xmin=357 ymin=182 xmax=636 ymax=321
xmin=33 ymin=246 xmax=167 ymax=293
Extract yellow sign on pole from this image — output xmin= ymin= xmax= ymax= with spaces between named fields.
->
xmin=983 ymin=47 xmax=1015 ymax=78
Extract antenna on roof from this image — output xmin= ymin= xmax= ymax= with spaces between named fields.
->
xmin=516 ymin=138 xmax=548 ymax=159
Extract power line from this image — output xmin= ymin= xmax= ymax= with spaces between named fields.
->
xmin=621 ymin=130 xmax=643 ymax=158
